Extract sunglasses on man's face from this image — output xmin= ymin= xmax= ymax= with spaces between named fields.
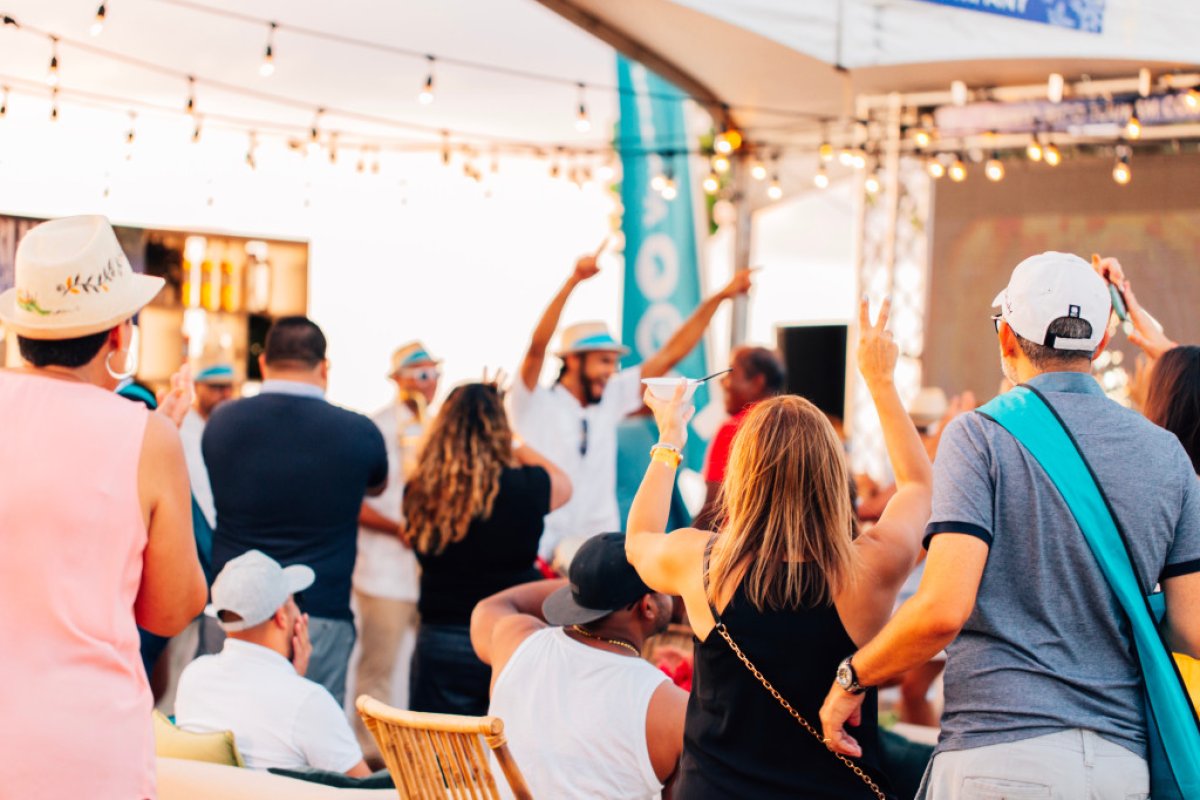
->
xmin=401 ymin=368 xmax=440 ymax=382
xmin=992 ymin=314 xmax=1004 ymax=334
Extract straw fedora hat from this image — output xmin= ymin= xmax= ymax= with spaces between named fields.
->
xmin=0 ymin=215 xmax=164 ymax=340
xmin=556 ymin=321 xmax=630 ymax=358
xmin=389 ymin=340 xmax=441 ymax=377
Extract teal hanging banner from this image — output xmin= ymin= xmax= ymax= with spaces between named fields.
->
xmin=616 ymin=55 xmax=709 ymax=471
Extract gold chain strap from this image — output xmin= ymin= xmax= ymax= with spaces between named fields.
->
xmin=713 ymin=622 xmax=887 ymax=800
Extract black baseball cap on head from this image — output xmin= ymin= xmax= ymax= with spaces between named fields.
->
xmin=542 ymin=532 xmax=654 ymax=626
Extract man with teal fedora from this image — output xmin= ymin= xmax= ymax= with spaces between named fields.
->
xmin=180 ymin=362 xmax=238 ymax=529
xmin=512 ymin=250 xmax=753 ymax=563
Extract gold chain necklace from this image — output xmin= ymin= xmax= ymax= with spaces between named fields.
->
xmin=569 ymin=625 xmax=641 ymax=657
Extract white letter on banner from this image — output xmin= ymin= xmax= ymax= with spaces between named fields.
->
xmin=635 ymin=233 xmax=679 ymax=301
xmin=637 ymin=302 xmax=684 ymax=357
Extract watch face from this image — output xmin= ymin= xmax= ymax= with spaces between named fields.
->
xmin=837 ymin=661 xmax=853 ymax=688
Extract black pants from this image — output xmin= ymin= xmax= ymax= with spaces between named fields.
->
xmin=409 ymin=623 xmax=490 ymax=716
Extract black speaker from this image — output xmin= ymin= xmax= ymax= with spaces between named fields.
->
xmin=775 ymin=324 xmax=848 ymax=420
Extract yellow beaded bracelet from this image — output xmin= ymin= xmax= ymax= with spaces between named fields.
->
xmin=650 ymin=445 xmax=682 ymax=469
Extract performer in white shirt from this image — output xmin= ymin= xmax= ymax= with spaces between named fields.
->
xmin=351 ymin=341 xmax=438 ymax=762
xmin=510 ymin=251 xmax=752 ymax=563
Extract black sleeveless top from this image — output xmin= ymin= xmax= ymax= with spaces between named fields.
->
xmin=674 ymin=543 xmax=894 ymax=799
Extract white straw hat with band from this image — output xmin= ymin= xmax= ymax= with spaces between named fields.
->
xmin=0 ymin=215 xmax=164 ymax=340
xmin=556 ymin=321 xmax=630 ymax=357
xmin=389 ymin=340 xmax=441 ymax=377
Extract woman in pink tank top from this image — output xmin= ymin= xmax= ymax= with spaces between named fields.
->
xmin=0 ymin=216 xmax=207 ymax=799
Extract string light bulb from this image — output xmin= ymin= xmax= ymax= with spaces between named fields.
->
xmin=1043 ymin=142 xmax=1062 ymax=166
xmin=948 ymin=155 xmax=967 ymax=182
xmin=1185 ymin=87 xmax=1200 ymax=110
xmin=838 ymin=147 xmax=854 ymax=166
xmin=246 ymin=131 xmax=258 ymax=170
xmin=185 ymin=76 xmax=196 ymax=115
xmin=985 ymin=152 xmax=1004 ymax=181
xmin=1026 ymin=137 xmax=1043 ymax=162
xmin=650 ymin=172 xmax=667 ymax=192
xmin=1112 ymin=148 xmax=1131 ymax=185
xmin=926 ymin=157 xmax=945 ymax=179
xmin=1125 ymin=112 xmax=1142 ymax=140
xmin=47 ymin=37 xmax=60 ymax=87
xmin=702 ymin=172 xmax=720 ymax=195
xmin=852 ymin=150 xmax=867 ymax=170
xmin=767 ymin=175 xmax=783 ymax=201
xmin=0 ymin=85 xmax=8 ymax=119
xmin=864 ymin=169 xmax=881 ymax=195
xmin=49 ymin=87 xmax=58 ymax=121
xmin=259 ymin=22 xmax=276 ymax=77
xmin=813 ymin=165 xmax=829 ymax=189
xmin=713 ymin=128 xmax=742 ymax=155
xmin=818 ymin=142 xmax=834 ymax=162
xmin=661 ymin=177 xmax=677 ymax=201
xmin=573 ymin=83 xmax=588 ymax=133
xmin=913 ymin=129 xmax=932 ymax=148
xmin=711 ymin=153 xmax=731 ymax=174
xmin=91 ymin=3 xmax=107 ymax=37
xmin=418 ymin=55 xmax=436 ymax=105
xmin=596 ymin=160 xmax=614 ymax=182
xmin=191 ymin=117 xmax=202 ymax=143
xmin=750 ymin=159 xmax=767 ymax=181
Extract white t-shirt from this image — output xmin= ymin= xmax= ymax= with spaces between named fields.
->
xmin=509 ymin=367 xmax=644 ymax=558
xmin=352 ymin=402 xmax=422 ymax=602
xmin=175 ymin=640 xmax=363 ymax=773
xmin=179 ymin=409 xmax=215 ymax=528
xmin=488 ymin=627 xmax=668 ymax=800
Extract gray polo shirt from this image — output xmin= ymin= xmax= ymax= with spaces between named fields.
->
xmin=926 ymin=370 xmax=1200 ymax=758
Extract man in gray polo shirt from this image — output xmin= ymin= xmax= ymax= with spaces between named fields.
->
xmin=820 ymin=252 xmax=1200 ymax=798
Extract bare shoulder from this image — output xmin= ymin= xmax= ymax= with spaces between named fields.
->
xmin=141 ymin=410 xmax=184 ymax=459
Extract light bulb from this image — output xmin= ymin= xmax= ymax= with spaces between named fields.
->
xmin=714 ymin=136 xmax=732 ymax=155
xmin=259 ymin=23 xmax=276 ymax=77
xmin=702 ymin=172 xmax=720 ymax=195
xmin=725 ymin=129 xmax=742 ymax=151
xmin=914 ymin=129 xmax=932 ymax=148
xmin=750 ymin=161 xmax=767 ymax=181
xmin=1186 ymin=88 xmax=1200 ymax=110
xmin=1112 ymin=156 xmax=1131 ymax=185
xmin=813 ymin=167 xmax=829 ymax=189
xmin=864 ymin=172 xmax=881 ymax=194
xmin=838 ymin=148 xmax=854 ymax=166
xmin=90 ymin=3 xmax=106 ymax=36
xmin=927 ymin=158 xmax=946 ymax=179
xmin=596 ymin=162 xmax=614 ymax=182
xmin=46 ymin=40 xmax=60 ymax=87
xmin=1125 ymin=113 xmax=1142 ymax=139
xmin=949 ymin=156 xmax=967 ymax=182
xmin=1043 ymin=143 xmax=1062 ymax=166
xmin=711 ymin=154 xmax=730 ymax=174
xmin=418 ymin=56 xmax=435 ymax=104
xmin=985 ymin=154 xmax=1004 ymax=182
xmin=650 ymin=173 xmax=667 ymax=192
xmin=852 ymin=151 xmax=867 ymax=170
xmin=767 ymin=177 xmax=783 ymax=200
xmin=575 ymin=108 xmax=591 ymax=133
xmin=1026 ymin=139 xmax=1043 ymax=161
xmin=192 ymin=119 xmax=202 ymax=143
xmin=818 ymin=142 xmax=834 ymax=162
xmin=1047 ymin=73 xmax=1065 ymax=104
xmin=661 ymin=179 xmax=677 ymax=201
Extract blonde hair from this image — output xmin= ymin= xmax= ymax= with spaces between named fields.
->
xmin=707 ymin=395 xmax=858 ymax=611
xmin=403 ymin=383 xmax=513 ymax=556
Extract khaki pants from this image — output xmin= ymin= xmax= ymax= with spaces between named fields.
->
xmin=923 ymin=728 xmax=1148 ymax=799
xmin=352 ymin=592 xmax=419 ymax=760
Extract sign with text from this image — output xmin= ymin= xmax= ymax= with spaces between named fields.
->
xmin=912 ymin=0 xmax=1106 ymax=33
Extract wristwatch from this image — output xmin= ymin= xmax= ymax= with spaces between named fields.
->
xmin=836 ymin=655 xmax=867 ymax=695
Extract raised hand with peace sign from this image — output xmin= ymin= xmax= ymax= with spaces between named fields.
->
xmin=857 ymin=296 xmax=898 ymax=390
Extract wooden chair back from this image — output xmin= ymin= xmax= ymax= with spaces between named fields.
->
xmin=356 ymin=695 xmax=533 ymax=800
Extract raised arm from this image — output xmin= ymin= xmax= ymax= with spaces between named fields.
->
xmin=1093 ymin=255 xmax=1178 ymax=361
xmin=519 ymin=249 xmax=603 ymax=390
xmin=850 ymin=298 xmax=934 ymax=592
xmin=640 ymin=268 xmax=755 ymax=379
xmin=470 ymin=578 xmax=566 ymax=668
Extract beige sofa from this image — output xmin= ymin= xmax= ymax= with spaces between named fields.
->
xmin=157 ymin=758 xmax=395 ymax=799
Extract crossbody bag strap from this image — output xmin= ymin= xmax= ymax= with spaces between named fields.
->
xmin=978 ymin=384 xmax=1200 ymax=796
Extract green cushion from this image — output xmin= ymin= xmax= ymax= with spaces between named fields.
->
xmin=153 ymin=710 xmax=244 ymax=768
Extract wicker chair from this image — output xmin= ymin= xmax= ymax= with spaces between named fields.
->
xmin=356 ymin=695 xmax=533 ymax=800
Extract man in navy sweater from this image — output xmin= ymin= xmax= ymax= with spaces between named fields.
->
xmin=204 ymin=317 xmax=388 ymax=705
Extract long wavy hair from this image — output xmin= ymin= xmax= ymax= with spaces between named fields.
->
xmin=403 ymin=383 xmax=514 ymax=556
xmin=1145 ymin=345 xmax=1200 ymax=474
xmin=707 ymin=395 xmax=858 ymax=611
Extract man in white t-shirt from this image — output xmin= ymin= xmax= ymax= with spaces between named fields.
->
xmin=512 ymin=254 xmax=753 ymax=561
xmin=178 ymin=363 xmax=237 ymax=529
xmin=351 ymin=341 xmax=437 ymax=761
xmin=471 ymin=533 xmax=688 ymax=799
xmin=176 ymin=550 xmax=370 ymax=776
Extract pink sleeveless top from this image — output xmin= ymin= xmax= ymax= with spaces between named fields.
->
xmin=0 ymin=371 xmax=156 ymax=799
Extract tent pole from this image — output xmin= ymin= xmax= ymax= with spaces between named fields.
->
xmin=730 ymin=156 xmax=752 ymax=348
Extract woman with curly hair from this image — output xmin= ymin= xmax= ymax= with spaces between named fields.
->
xmin=404 ymin=382 xmax=571 ymax=714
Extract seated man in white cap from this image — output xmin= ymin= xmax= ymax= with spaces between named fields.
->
xmin=471 ymin=532 xmax=687 ymax=799
xmin=175 ymin=550 xmax=370 ymax=776
xmin=351 ymin=340 xmax=439 ymax=762
xmin=513 ymin=250 xmax=754 ymax=563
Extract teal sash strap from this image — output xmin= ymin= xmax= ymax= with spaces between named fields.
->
xmin=979 ymin=385 xmax=1200 ymax=798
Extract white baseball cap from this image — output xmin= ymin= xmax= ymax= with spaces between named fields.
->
xmin=991 ymin=252 xmax=1111 ymax=353
xmin=209 ymin=550 xmax=315 ymax=632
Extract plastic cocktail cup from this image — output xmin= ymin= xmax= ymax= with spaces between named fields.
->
xmin=641 ymin=377 xmax=699 ymax=403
